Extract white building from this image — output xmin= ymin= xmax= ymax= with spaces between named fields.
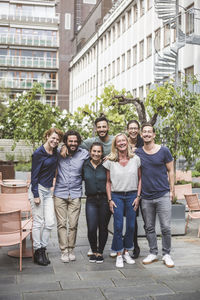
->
xmin=69 ymin=0 xmax=200 ymax=113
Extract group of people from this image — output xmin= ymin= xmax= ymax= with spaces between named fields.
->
xmin=29 ymin=116 xmax=175 ymax=268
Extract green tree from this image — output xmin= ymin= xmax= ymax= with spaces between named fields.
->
xmin=146 ymin=79 xmax=200 ymax=174
xmin=0 ymin=84 xmax=62 ymax=149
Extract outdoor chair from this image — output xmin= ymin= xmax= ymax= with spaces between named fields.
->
xmin=0 ymin=183 xmax=28 ymax=194
xmin=0 ymin=193 xmax=33 ymax=257
xmin=0 ymin=210 xmax=32 ymax=271
xmin=184 ymin=194 xmax=200 ymax=237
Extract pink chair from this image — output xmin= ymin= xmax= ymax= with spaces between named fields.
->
xmin=184 ymin=194 xmax=200 ymax=237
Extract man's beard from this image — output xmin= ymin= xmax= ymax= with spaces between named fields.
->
xmin=67 ymin=145 xmax=78 ymax=154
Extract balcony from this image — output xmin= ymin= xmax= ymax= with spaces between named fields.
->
xmin=0 ymin=77 xmax=58 ymax=90
xmin=0 ymin=33 xmax=59 ymax=48
xmin=0 ymin=13 xmax=60 ymax=25
xmin=0 ymin=55 xmax=58 ymax=69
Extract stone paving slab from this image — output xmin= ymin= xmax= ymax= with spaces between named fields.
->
xmin=23 ymin=288 xmax=105 ymax=300
xmin=101 ymin=283 xmax=174 ymax=300
xmin=155 ymin=291 xmax=200 ymax=300
xmin=1 ymin=202 xmax=200 ymax=300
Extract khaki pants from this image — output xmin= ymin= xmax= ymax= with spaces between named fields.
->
xmin=54 ymin=196 xmax=81 ymax=252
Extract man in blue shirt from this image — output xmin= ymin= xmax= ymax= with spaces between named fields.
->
xmin=54 ymin=130 xmax=89 ymax=263
xmin=136 ymin=123 xmax=175 ymax=268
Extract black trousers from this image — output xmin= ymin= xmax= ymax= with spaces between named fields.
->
xmin=86 ymin=195 xmax=111 ymax=254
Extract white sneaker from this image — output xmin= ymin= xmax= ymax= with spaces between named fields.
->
xmin=68 ymin=250 xmax=76 ymax=261
xmin=116 ymin=255 xmax=124 ymax=268
xmin=162 ymin=254 xmax=174 ymax=268
xmin=110 ymin=251 xmax=117 ymax=258
xmin=142 ymin=254 xmax=158 ymax=265
xmin=123 ymin=252 xmax=135 ymax=264
xmin=87 ymin=248 xmax=93 ymax=256
xmin=61 ymin=251 xmax=69 ymax=263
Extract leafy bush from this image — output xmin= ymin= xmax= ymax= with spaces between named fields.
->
xmin=15 ymin=162 xmax=31 ymax=172
xmin=194 ymin=161 xmax=200 ymax=173
xmin=192 ymin=182 xmax=200 ymax=188
xmin=192 ymin=170 xmax=200 ymax=177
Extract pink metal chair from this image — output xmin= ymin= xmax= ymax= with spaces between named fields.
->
xmin=184 ymin=193 xmax=200 ymax=237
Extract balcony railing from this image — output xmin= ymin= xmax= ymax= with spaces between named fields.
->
xmin=0 ymin=77 xmax=58 ymax=90
xmin=0 ymin=13 xmax=60 ymax=25
xmin=0 ymin=55 xmax=58 ymax=69
xmin=0 ymin=33 xmax=59 ymax=47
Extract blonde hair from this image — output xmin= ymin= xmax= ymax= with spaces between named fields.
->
xmin=44 ymin=128 xmax=63 ymax=143
xmin=107 ymin=133 xmax=134 ymax=161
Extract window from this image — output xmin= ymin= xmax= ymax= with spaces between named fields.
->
xmin=127 ymin=10 xmax=131 ymax=28
xmin=139 ymin=40 xmax=144 ymax=62
xmin=133 ymin=45 xmax=137 ymax=65
xmin=155 ymin=28 xmax=161 ymax=52
xmin=132 ymin=88 xmax=137 ymax=98
xmin=104 ymin=66 xmax=107 ymax=83
xmin=139 ymin=86 xmax=144 ymax=99
xmin=100 ymin=69 xmax=103 ymax=85
xmin=147 ymin=0 xmax=153 ymax=10
xmin=164 ymin=24 xmax=170 ymax=47
xmin=133 ymin=4 xmax=138 ymax=23
xmin=112 ymin=26 xmax=115 ymax=42
xmin=117 ymin=57 xmax=120 ymax=75
xmin=122 ymin=54 xmax=125 ymax=72
xmin=146 ymin=83 xmax=151 ymax=95
xmin=112 ymin=60 xmax=115 ymax=78
xmin=186 ymin=4 xmax=194 ymax=35
xmin=103 ymin=35 xmax=107 ymax=50
xmin=108 ymin=64 xmax=111 ymax=81
xmin=185 ymin=65 xmax=194 ymax=80
xmin=117 ymin=21 xmax=120 ymax=37
xmin=127 ymin=49 xmax=131 ymax=69
xmin=140 ymin=0 xmax=145 ymax=17
xmin=100 ymin=38 xmax=103 ymax=52
xmin=83 ymin=0 xmax=96 ymax=4
xmin=122 ymin=16 xmax=126 ymax=33
xmin=146 ymin=34 xmax=152 ymax=57
xmin=65 ymin=13 xmax=71 ymax=30
xmin=108 ymin=31 xmax=111 ymax=46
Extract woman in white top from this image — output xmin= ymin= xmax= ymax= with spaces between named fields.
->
xmin=103 ymin=133 xmax=141 ymax=268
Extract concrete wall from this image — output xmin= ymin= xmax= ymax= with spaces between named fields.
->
xmin=0 ymin=139 xmax=33 ymax=162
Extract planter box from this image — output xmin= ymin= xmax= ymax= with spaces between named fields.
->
xmin=108 ymin=204 xmax=186 ymax=236
xmin=0 ymin=161 xmax=15 ymax=179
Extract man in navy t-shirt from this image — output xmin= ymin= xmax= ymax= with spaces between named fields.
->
xmin=135 ymin=123 xmax=175 ymax=268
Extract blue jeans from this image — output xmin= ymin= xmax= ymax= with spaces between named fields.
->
xmin=141 ymin=192 xmax=171 ymax=255
xmin=86 ymin=194 xmax=111 ymax=254
xmin=111 ymin=191 xmax=137 ymax=252
xmin=29 ymin=184 xmax=55 ymax=250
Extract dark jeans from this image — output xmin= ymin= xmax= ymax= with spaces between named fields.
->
xmin=86 ymin=194 xmax=111 ymax=254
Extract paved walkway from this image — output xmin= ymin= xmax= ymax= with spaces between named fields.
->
xmin=0 ymin=201 xmax=200 ymax=300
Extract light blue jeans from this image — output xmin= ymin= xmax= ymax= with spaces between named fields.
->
xmin=29 ymin=184 xmax=55 ymax=250
xmin=141 ymin=192 xmax=171 ymax=255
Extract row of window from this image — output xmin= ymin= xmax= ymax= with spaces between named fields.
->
xmin=0 ymin=3 xmax=55 ymax=18
xmin=0 ymin=49 xmax=57 ymax=59
xmin=0 ymin=26 xmax=57 ymax=38
xmin=0 ymin=71 xmax=56 ymax=80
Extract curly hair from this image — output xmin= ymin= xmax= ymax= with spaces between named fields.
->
xmin=63 ymin=130 xmax=82 ymax=145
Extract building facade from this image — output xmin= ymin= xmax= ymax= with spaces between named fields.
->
xmin=0 ymin=0 xmax=60 ymax=106
xmin=69 ymin=0 xmax=200 ymax=113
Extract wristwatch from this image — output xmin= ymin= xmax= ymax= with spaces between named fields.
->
xmin=137 ymin=195 xmax=141 ymax=200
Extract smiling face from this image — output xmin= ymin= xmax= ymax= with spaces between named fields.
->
xmin=141 ymin=126 xmax=155 ymax=144
xmin=127 ymin=121 xmax=140 ymax=139
xmin=66 ymin=135 xmax=79 ymax=154
xmin=90 ymin=145 xmax=103 ymax=163
xmin=46 ymin=132 xmax=60 ymax=149
xmin=115 ymin=134 xmax=128 ymax=152
xmin=96 ymin=120 xmax=109 ymax=139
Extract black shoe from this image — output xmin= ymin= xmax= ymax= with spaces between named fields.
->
xmin=89 ymin=254 xmax=97 ymax=263
xmin=34 ymin=248 xmax=48 ymax=266
xmin=41 ymin=247 xmax=51 ymax=264
xmin=132 ymin=247 xmax=140 ymax=259
xmin=96 ymin=255 xmax=104 ymax=264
